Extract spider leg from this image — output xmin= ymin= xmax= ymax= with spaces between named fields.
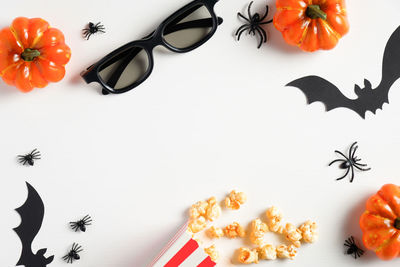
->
xmin=354 ymin=160 xmax=367 ymax=166
xmin=238 ymin=13 xmax=250 ymax=22
xmin=237 ymin=26 xmax=251 ymax=41
xmin=255 ymin=27 xmax=264 ymax=48
xmin=259 ymin=5 xmax=269 ymax=21
xmin=248 ymin=1 xmax=254 ymax=21
xmin=349 ymin=165 xmax=355 ymax=182
xmin=259 ymin=26 xmax=267 ymax=43
xmin=335 ymin=150 xmax=349 ymax=161
xmin=351 ymin=145 xmax=358 ymax=159
xmin=98 ymin=30 xmax=106 ymax=33
xmin=235 ymin=24 xmax=249 ymax=36
xmin=336 ymin=167 xmax=350 ymax=181
xmin=259 ymin=19 xmax=273 ymax=25
xmin=329 ymin=159 xmax=346 ymax=166
xmin=348 ymin=142 xmax=357 ymax=158
xmin=353 ymin=165 xmax=371 ymax=171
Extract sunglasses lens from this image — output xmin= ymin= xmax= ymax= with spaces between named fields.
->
xmin=98 ymin=46 xmax=150 ymax=91
xmin=163 ymin=4 xmax=214 ymax=49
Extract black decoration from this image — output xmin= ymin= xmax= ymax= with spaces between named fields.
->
xmin=236 ymin=1 xmax=272 ymax=48
xmin=82 ymin=22 xmax=105 ymax=40
xmin=344 ymin=236 xmax=364 ymax=259
xmin=14 ymin=182 xmax=54 ymax=267
xmin=62 ymin=243 xmax=83 ymax=264
xmin=81 ymin=0 xmax=223 ymax=95
xmin=70 ymin=215 xmax=93 ymax=232
xmin=18 ymin=149 xmax=41 ymax=166
xmin=286 ymin=25 xmax=400 ymax=118
xmin=329 ymin=142 xmax=371 ymax=183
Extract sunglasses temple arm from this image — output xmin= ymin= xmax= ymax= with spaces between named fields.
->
xmin=100 ymin=17 xmax=222 ymax=93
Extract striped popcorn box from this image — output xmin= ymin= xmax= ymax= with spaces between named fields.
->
xmin=149 ymin=223 xmax=216 ymax=267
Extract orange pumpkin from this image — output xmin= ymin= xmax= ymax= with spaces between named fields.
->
xmin=360 ymin=184 xmax=400 ymax=260
xmin=273 ymin=0 xmax=349 ymax=52
xmin=0 ymin=17 xmax=71 ymax=92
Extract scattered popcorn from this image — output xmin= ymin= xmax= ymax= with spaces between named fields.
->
xmin=276 ymin=244 xmax=297 ymax=260
xmin=225 ymin=222 xmax=246 ymax=238
xmin=266 ymin=206 xmax=283 ymax=233
xmin=249 ymin=218 xmax=268 ymax=245
xmin=186 ymin=192 xmax=317 ymax=265
xmin=205 ymin=197 xmax=221 ymax=221
xmin=237 ymin=247 xmax=259 ymax=264
xmin=188 ymin=216 xmax=207 ymax=233
xmin=257 ymin=244 xmax=277 ymax=260
xmin=207 ymin=226 xmax=224 ymax=239
xmin=283 ymin=223 xmax=302 ymax=248
xmin=225 ymin=190 xmax=247 ymax=210
xmin=204 ymin=245 xmax=219 ymax=262
xmin=190 ymin=200 xmax=208 ymax=219
xmin=299 ymin=220 xmax=318 ymax=243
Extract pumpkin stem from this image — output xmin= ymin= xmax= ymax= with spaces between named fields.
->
xmin=395 ymin=218 xmax=400 ymax=230
xmin=306 ymin=5 xmax=327 ymax=20
xmin=21 ymin=48 xmax=41 ymax=62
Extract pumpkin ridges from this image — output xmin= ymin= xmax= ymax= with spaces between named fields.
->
xmin=360 ymin=212 xmax=394 ymax=231
xmin=378 ymin=184 xmax=400 ymax=217
xmin=375 ymin=231 xmax=400 ymax=260
xmin=366 ymin=194 xmax=397 ymax=220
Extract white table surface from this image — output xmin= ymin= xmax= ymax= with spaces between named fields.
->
xmin=1 ymin=0 xmax=400 ymax=266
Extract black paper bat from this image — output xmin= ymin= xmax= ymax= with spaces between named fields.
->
xmin=287 ymin=25 xmax=400 ymax=118
xmin=13 ymin=182 xmax=54 ymax=267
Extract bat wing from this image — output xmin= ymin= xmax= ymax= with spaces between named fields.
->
xmin=13 ymin=182 xmax=46 ymax=266
xmin=375 ymin=25 xmax=400 ymax=103
xmin=286 ymin=75 xmax=365 ymax=117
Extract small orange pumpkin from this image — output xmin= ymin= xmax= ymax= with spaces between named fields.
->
xmin=360 ymin=184 xmax=400 ymax=260
xmin=0 ymin=17 xmax=71 ymax=92
xmin=273 ymin=0 xmax=349 ymax=52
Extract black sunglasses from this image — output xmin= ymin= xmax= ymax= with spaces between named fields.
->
xmin=81 ymin=0 xmax=223 ymax=95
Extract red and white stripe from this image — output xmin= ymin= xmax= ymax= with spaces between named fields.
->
xmin=149 ymin=223 xmax=216 ymax=267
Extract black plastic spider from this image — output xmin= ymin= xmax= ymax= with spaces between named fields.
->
xmin=17 ymin=149 xmax=41 ymax=166
xmin=329 ymin=142 xmax=371 ymax=183
xmin=82 ymin=22 xmax=105 ymax=40
xmin=344 ymin=236 xmax=364 ymax=259
xmin=62 ymin=243 xmax=83 ymax=264
xmin=70 ymin=215 xmax=92 ymax=232
xmin=236 ymin=1 xmax=273 ymax=48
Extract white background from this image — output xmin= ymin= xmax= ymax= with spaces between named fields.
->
xmin=1 ymin=0 xmax=400 ymax=266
